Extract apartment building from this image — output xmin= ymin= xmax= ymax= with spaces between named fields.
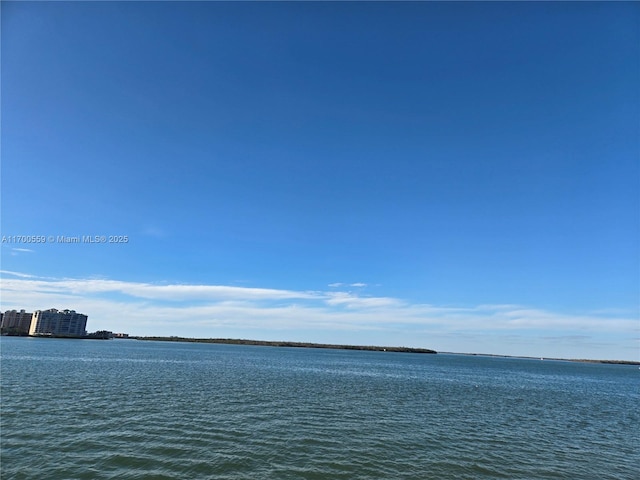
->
xmin=1 ymin=309 xmax=33 ymax=334
xmin=29 ymin=309 xmax=88 ymax=337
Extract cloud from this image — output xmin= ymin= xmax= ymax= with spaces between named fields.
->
xmin=0 ymin=270 xmax=37 ymax=278
xmin=9 ymin=248 xmax=35 ymax=256
xmin=0 ymin=271 xmax=636 ymax=360
xmin=140 ymin=226 xmax=166 ymax=238
xmin=0 ymin=276 xmax=319 ymax=303
xmin=325 ymin=292 xmax=400 ymax=309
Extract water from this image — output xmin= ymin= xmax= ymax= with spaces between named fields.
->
xmin=1 ymin=337 xmax=638 ymax=479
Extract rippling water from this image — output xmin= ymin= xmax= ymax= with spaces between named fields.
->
xmin=1 ymin=337 xmax=638 ymax=479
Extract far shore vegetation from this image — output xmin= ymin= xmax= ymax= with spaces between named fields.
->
xmin=131 ymin=336 xmax=640 ymax=365
xmin=133 ymin=336 xmax=437 ymax=354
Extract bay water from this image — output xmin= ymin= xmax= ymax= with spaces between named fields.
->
xmin=1 ymin=337 xmax=638 ymax=479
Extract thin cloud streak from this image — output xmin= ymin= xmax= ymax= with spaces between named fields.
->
xmin=1 ymin=277 xmax=320 ymax=302
xmin=0 ymin=270 xmax=37 ymax=278
xmin=11 ymin=248 xmax=35 ymax=254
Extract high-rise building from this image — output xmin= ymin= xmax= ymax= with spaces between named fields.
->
xmin=29 ymin=309 xmax=88 ymax=337
xmin=1 ymin=310 xmax=33 ymax=334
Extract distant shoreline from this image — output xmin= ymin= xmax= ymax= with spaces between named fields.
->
xmin=132 ymin=336 xmax=437 ymax=354
xmin=131 ymin=336 xmax=639 ymax=364
xmin=440 ymin=351 xmax=640 ymax=366
xmin=7 ymin=334 xmax=637 ymax=365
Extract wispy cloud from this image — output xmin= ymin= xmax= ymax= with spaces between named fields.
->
xmin=1 ymin=270 xmax=36 ymax=278
xmin=0 ymin=271 xmax=636 ymax=360
xmin=1 ymin=276 xmax=319 ymax=302
xmin=9 ymin=248 xmax=35 ymax=256
xmin=325 ymin=292 xmax=399 ymax=309
xmin=140 ymin=225 xmax=167 ymax=238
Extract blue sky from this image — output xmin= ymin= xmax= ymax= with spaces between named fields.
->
xmin=1 ymin=1 xmax=638 ymax=360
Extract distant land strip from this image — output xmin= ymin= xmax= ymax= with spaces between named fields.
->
xmin=444 ymin=352 xmax=640 ymax=366
xmin=133 ymin=336 xmax=437 ymax=354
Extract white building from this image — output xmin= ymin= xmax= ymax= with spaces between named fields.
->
xmin=29 ymin=309 xmax=88 ymax=337
xmin=1 ymin=309 xmax=33 ymax=333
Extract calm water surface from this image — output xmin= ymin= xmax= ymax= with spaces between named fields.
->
xmin=1 ymin=337 xmax=638 ymax=479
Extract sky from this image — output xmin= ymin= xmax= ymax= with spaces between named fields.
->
xmin=1 ymin=1 xmax=638 ymax=361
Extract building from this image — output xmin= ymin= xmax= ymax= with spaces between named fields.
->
xmin=29 ymin=309 xmax=88 ymax=337
xmin=1 ymin=309 xmax=34 ymax=334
